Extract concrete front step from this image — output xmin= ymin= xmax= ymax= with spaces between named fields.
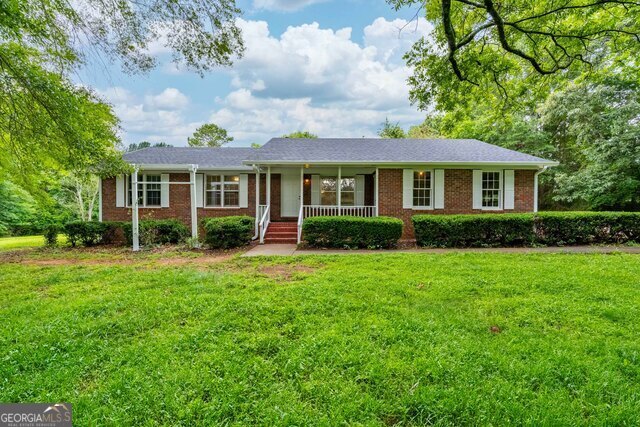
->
xmin=264 ymin=237 xmax=297 ymax=244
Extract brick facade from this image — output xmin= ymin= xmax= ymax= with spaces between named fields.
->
xmin=378 ymin=169 xmax=536 ymax=239
xmin=102 ymin=168 xmax=536 ymax=241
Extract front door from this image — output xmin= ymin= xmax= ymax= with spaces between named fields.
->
xmin=281 ymin=172 xmax=301 ymax=217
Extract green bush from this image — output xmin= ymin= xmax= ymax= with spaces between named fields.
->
xmin=413 ymin=212 xmax=640 ymax=248
xmin=302 ymin=216 xmax=403 ymax=249
xmin=43 ymin=225 xmax=59 ymax=247
xmin=413 ymin=214 xmax=535 ymax=248
xmin=202 ymin=216 xmax=254 ymax=249
xmin=64 ymin=221 xmax=112 ymax=247
xmin=535 ymin=212 xmax=640 ymax=245
xmin=122 ymin=219 xmax=189 ymax=246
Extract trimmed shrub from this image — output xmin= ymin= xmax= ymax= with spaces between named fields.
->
xmin=43 ymin=225 xmax=59 ymax=247
xmin=202 ymin=216 xmax=254 ymax=249
xmin=413 ymin=212 xmax=640 ymax=248
xmin=64 ymin=221 xmax=112 ymax=247
xmin=302 ymin=216 xmax=403 ymax=249
xmin=413 ymin=214 xmax=536 ymax=248
xmin=122 ymin=219 xmax=189 ymax=246
xmin=535 ymin=212 xmax=640 ymax=245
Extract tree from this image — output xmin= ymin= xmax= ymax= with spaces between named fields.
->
xmin=188 ymin=123 xmax=233 ymax=147
xmin=56 ymin=174 xmax=101 ymax=222
xmin=0 ymin=0 xmax=244 ymax=192
xmin=408 ymin=118 xmax=443 ymax=138
xmin=389 ymin=0 xmax=640 ymax=109
xmin=127 ymin=141 xmax=173 ymax=152
xmin=540 ymin=80 xmax=640 ymax=210
xmin=251 ymin=143 xmax=262 ymax=148
xmin=282 ymin=131 xmax=318 ymax=139
xmin=378 ymin=118 xmax=406 ymax=138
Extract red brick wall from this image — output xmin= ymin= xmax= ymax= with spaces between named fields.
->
xmin=378 ymin=169 xmax=536 ymax=239
xmin=103 ymin=169 xmax=536 ymax=240
xmin=102 ymin=173 xmax=257 ymax=229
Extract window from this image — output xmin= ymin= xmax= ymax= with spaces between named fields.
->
xmin=127 ymin=174 xmax=161 ymax=207
xmin=413 ymin=171 xmax=432 ymax=208
xmin=206 ymin=175 xmax=239 ymax=207
xmin=320 ymin=178 xmax=336 ymax=205
xmin=482 ymin=171 xmax=502 ymax=208
xmin=320 ymin=177 xmax=355 ymax=206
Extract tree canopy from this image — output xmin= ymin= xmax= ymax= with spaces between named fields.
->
xmin=282 ymin=131 xmax=319 ymax=139
xmin=188 ymin=123 xmax=233 ymax=147
xmin=389 ymin=0 xmax=640 ymax=109
xmin=378 ymin=119 xmax=406 ymax=138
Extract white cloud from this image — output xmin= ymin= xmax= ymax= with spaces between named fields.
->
xmin=145 ymin=88 xmax=189 ymax=110
xmin=98 ymin=87 xmax=197 ymax=145
xmin=252 ymin=0 xmax=327 ymax=12
xmin=207 ymin=17 xmax=429 ymax=144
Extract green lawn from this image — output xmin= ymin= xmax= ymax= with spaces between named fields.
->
xmin=1 ymin=253 xmax=640 ymax=425
xmin=0 ymin=234 xmax=66 ymax=251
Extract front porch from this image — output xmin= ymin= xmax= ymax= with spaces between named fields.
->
xmin=254 ymin=166 xmax=380 ymax=244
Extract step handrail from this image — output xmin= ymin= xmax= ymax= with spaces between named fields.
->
xmin=297 ymin=203 xmax=304 ymax=244
xmin=258 ymin=204 xmax=270 ymax=244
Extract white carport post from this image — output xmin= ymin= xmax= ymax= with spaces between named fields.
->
xmin=300 ymin=166 xmax=304 ymax=209
xmin=132 ymin=166 xmax=140 ymax=251
xmin=337 ymin=166 xmax=342 ymax=214
xmin=190 ymin=164 xmax=199 ymax=242
xmin=375 ymin=167 xmax=379 ymax=217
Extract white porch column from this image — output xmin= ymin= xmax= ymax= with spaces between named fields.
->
xmin=255 ymin=166 xmax=261 ymax=220
xmin=190 ymin=164 xmax=198 ymax=241
xmin=375 ymin=167 xmax=379 ymax=217
xmin=300 ymin=166 xmax=304 ymax=211
xmin=337 ymin=166 xmax=342 ymax=214
xmin=266 ymin=166 xmax=271 ymax=207
xmin=132 ymin=166 xmax=140 ymax=251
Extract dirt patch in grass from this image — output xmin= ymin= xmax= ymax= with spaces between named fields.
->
xmin=257 ymin=264 xmax=317 ymax=282
xmin=0 ymin=245 xmax=249 ymax=267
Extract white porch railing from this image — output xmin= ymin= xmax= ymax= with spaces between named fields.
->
xmin=297 ymin=205 xmax=377 ymax=244
xmin=258 ymin=204 xmax=270 ymax=244
xmin=302 ymin=205 xmax=376 ymax=218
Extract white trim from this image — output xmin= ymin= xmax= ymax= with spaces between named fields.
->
xmin=161 ymin=174 xmax=170 ymax=208
xmin=434 ymin=169 xmax=445 ymax=209
xmin=479 ymin=170 xmax=503 ymax=210
xmin=355 ymin=175 xmax=365 ymax=206
xmin=115 ymin=175 xmax=125 ymax=208
xmin=98 ymin=177 xmax=103 ymax=221
xmin=472 ymin=169 xmax=483 ymax=210
xmin=402 ymin=169 xmax=413 ymax=209
xmin=189 ymin=165 xmax=198 ymax=241
xmin=374 ymin=167 xmax=379 ymax=216
xmin=243 ymin=160 xmax=559 ymax=167
xmin=132 ymin=168 xmax=140 ymax=251
xmin=239 ymin=174 xmax=249 ymax=208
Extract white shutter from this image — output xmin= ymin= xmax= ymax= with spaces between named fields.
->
xmin=355 ymin=175 xmax=365 ymax=206
xmin=195 ymin=174 xmax=204 ymax=208
xmin=402 ymin=169 xmax=413 ymax=209
xmin=504 ymin=170 xmax=515 ymax=210
xmin=311 ymin=175 xmax=320 ymax=205
xmin=472 ymin=169 xmax=483 ymax=210
xmin=116 ymin=175 xmax=125 ymax=207
xmin=161 ymin=174 xmax=170 ymax=207
xmin=239 ymin=174 xmax=249 ymax=208
xmin=434 ymin=169 xmax=445 ymax=209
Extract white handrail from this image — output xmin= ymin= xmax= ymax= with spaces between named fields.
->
xmin=297 ymin=203 xmax=304 ymax=244
xmin=258 ymin=204 xmax=270 ymax=244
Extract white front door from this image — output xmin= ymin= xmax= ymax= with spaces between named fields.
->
xmin=281 ymin=172 xmax=301 ymax=217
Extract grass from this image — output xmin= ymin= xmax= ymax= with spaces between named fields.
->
xmin=0 ymin=234 xmax=66 ymax=251
xmin=1 ymin=252 xmax=640 ymax=425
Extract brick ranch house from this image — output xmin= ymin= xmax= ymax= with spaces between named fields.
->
xmin=100 ymin=138 xmax=558 ymax=246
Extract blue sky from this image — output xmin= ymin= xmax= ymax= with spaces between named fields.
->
xmin=80 ymin=0 xmax=431 ymax=147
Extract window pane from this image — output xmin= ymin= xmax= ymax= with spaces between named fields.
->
xmin=341 ymin=178 xmax=355 ymax=192
xmin=321 ymin=191 xmax=336 ymax=205
xmin=482 ymin=172 xmax=501 ymax=207
xmin=206 ymin=191 xmax=221 ymax=207
xmin=321 ymin=178 xmax=336 ymax=192
xmin=224 ymin=191 xmax=239 ymax=207
xmin=207 ymin=175 xmax=221 ymax=190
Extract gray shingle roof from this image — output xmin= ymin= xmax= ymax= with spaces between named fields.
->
xmin=247 ymin=138 xmax=556 ymax=165
xmin=122 ymin=139 xmax=557 ymax=168
xmin=123 ymin=147 xmax=255 ymax=170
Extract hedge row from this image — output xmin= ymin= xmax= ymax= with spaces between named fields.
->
xmin=302 ymin=216 xmax=403 ymax=249
xmin=413 ymin=212 xmax=640 ymax=247
xmin=201 ymin=216 xmax=254 ymax=249
xmin=63 ymin=219 xmax=188 ymax=247
xmin=122 ymin=219 xmax=189 ymax=246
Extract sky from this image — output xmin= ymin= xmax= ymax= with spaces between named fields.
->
xmin=79 ymin=0 xmax=432 ymax=147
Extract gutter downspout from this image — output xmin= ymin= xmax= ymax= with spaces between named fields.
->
xmin=534 ymin=166 xmax=549 ymax=213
